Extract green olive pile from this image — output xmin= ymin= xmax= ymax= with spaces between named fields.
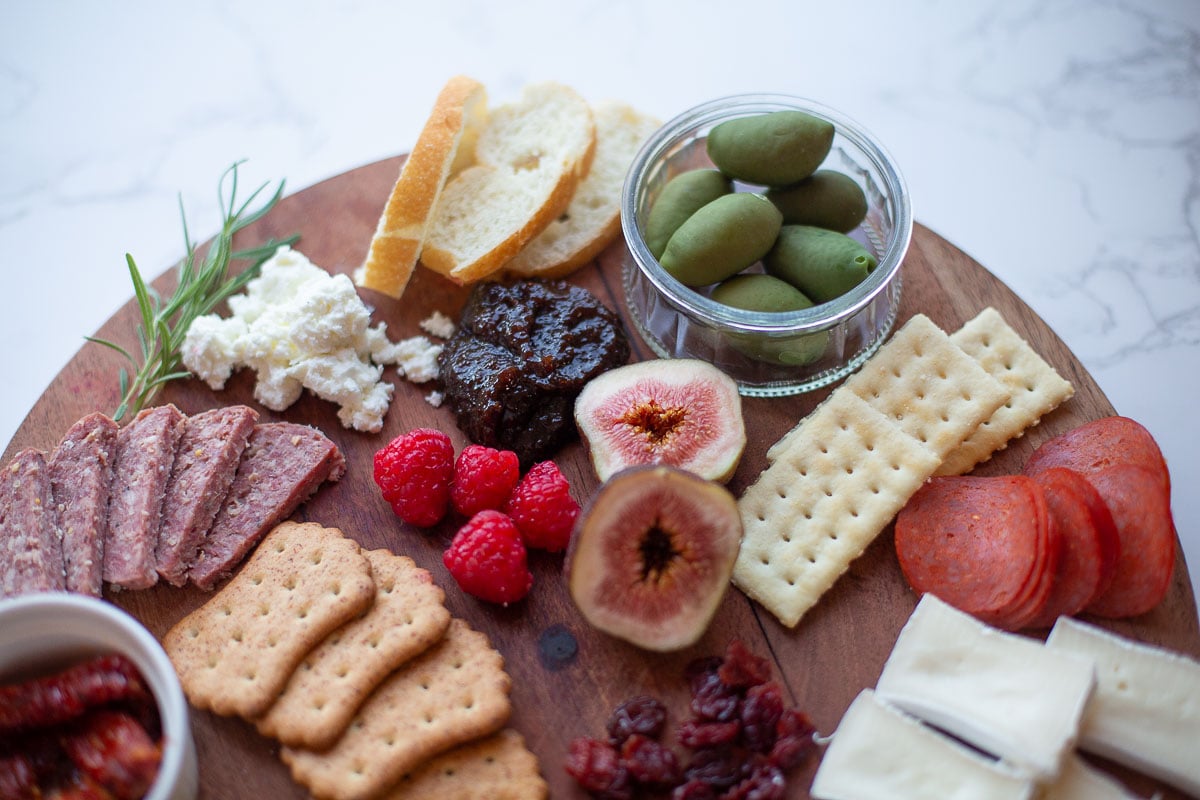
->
xmin=646 ymin=110 xmax=875 ymax=319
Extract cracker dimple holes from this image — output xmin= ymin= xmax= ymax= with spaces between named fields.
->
xmin=452 ymin=660 xmax=464 ymax=670
xmin=419 ymin=681 xmax=430 ymax=691
xmin=231 ymin=629 xmax=244 ymax=643
xmin=244 ymin=670 xmax=256 ymax=681
xmin=274 ymin=542 xmax=285 ymax=553
xmin=423 ymin=711 xmax=435 ymax=723
xmin=330 ymin=582 xmax=341 ymax=596
xmin=250 ymin=574 xmax=263 ymax=586
xmin=369 ymin=636 xmax=381 ymax=649
xmin=402 ymin=615 xmax=414 ymax=627
xmin=297 ymin=606 xmax=310 ymax=620
xmin=258 ymin=604 xmax=270 ymax=617
xmin=336 ymin=665 xmax=349 ymax=679
xmin=382 ymin=581 xmax=395 ymax=594
xmin=310 ymin=550 xmax=324 ymax=565
xmin=221 ymin=606 xmax=232 ymax=617
xmin=188 ymin=627 xmax=199 ymax=638
xmin=284 ymin=576 xmax=297 ymax=591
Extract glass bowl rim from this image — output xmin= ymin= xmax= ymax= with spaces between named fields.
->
xmin=620 ymin=92 xmax=913 ymax=336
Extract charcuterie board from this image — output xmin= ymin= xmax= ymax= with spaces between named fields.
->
xmin=6 ymin=155 xmax=1198 ymax=799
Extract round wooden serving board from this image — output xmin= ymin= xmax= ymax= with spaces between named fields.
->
xmin=6 ymin=156 xmax=1198 ymax=799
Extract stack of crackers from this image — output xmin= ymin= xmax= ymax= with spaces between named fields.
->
xmin=733 ymin=308 xmax=1075 ymax=628
xmin=163 ymin=521 xmax=547 ymax=799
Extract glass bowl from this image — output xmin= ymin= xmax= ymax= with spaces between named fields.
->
xmin=620 ymin=94 xmax=912 ymax=396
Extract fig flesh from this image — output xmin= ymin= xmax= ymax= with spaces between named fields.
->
xmin=566 ymin=465 xmax=743 ymax=652
xmin=574 ymin=358 xmax=746 ymax=483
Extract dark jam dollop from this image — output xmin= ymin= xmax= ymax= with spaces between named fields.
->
xmin=438 ymin=279 xmax=630 ymax=465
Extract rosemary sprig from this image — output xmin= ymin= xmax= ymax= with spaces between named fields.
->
xmin=89 ymin=161 xmax=298 ymax=421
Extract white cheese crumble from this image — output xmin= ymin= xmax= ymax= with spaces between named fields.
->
xmin=419 ymin=310 xmax=457 ymax=339
xmin=182 ymin=245 xmax=443 ymax=433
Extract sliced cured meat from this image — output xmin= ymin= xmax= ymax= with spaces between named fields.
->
xmin=47 ymin=412 xmax=118 ymax=597
xmin=996 ymin=507 xmax=1062 ymax=631
xmin=895 ymin=475 xmax=1048 ymax=629
xmin=104 ymin=405 xmax=184 ymax=590
xmin=1084 ymin=464 xmax=1176 ymax=618
xmin=154 ymin=405 xmax=258 ymax=586
xmin=188 ymin=422 xmax=345 ymax=590
xmin=1025 ymin=467 xmax=1120 ymax=628
xmin=1024 ymin=416 xmax=1170 ymax=497
xmin=0 ymin=449 xmax=64 ymax=598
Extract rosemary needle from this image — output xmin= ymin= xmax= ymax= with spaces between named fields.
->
xmin=89 ymin=161 xmax=298 ymax=421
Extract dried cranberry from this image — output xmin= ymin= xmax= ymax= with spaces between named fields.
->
xmin=683 ymin=747 xmax=744 ymax=790
xmin=768 ymin=708 xmax=817 ymax=771
xmin=685 ymin=657 xmax=724 ymax=692
xmin=606 ymin=695 xmax=668 ymax=745
xmin=739 ymin=683 xmax=784 ymax=754
xmin=672 ymin=779 xmax=719 ymax=800
xmin=720 ymin=757 xmax=786 ymax=800
xmin=690 ymin=671 xmax=740 ymax=722
xmin=717 ymin=640 xmax=772 ymax=689
xmin=677 ymin=719 xmax=740 ymax=749
xmin=565 ymin=737 xmax=634 ymax=799
xmin=620 ymin=733 xmax=683 ymax=788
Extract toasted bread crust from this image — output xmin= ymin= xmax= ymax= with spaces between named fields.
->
xmin=356 ymin=75 xmax=487 ymax=298
xmin=421 ymin=82 xmax=596 ymax=284
xmin=507 ymin=101 xmax=659 ymax=279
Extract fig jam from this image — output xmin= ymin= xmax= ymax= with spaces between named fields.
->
xmin=438 ymin=279 xmax=630 ymax=465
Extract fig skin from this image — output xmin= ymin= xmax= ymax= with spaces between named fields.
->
xmin=566 ymin=465 xmax=743 ymax=652
xmin=573 ymin=358 xmax=746 ymax=483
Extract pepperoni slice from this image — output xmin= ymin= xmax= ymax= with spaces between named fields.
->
xmin=895 ymin=475 xmax=1047 ymax=628
xmin=1024 ymin=416 xmax=1170 ymax=496
xmin=1084 ymin=464 xmax=1176 ymax=618
xmin=994 ymin=505 xmax=1061 ymax=631
xmin=1024 ymin=467 xmax=1119 ymax=628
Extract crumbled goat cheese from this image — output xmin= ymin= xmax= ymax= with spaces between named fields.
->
xmin=181 ymin=245 xmax=441 ymax=433
xmin=419 ymin=310 xmax=457 ymax=339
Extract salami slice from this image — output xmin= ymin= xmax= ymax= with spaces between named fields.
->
xmin=154 ymin=405 xmax=258 ymax=586
xmin=895 ymin=475 xmax=1047 ymax=628
xmin=1025 ymin=467 xmax=1119 ymax=628
xmin=188 ymin=422 xmax=345 ymax=590
xmin=1084 ymin=464 xmax=1176 ymax=618
xmin=104 ymin=405 xmax=185 ymax=590
xmin=1024 ymin=416 xmax=1170 ymax=496
xmin=47 ymin=412 xmax=118 ymax=597
xmin=0 ymin=448 xmax=64 ymax=597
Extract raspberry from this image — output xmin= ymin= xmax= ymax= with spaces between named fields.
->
xmin=450 ymin=445 xmax=521 ymax=517
xmin=443 ymin=510 xmax=533 ymax=604
xmin=504 ymin=460 xmax=580 ymax=551
xmin=372 ymin=428 xmax=454 ymax=527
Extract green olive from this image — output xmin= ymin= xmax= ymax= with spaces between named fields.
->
xmin=766 ymin=170 xmax=868 ymax=233
xmin=706 ymin=110 xmax=835 ymax=187
xmin=765 ymin=225 xmax=877 ymax=303
xmin=644 ymin=169 xmax=732 ymax=259
xmin=710 ymin=274 xmax=829 ymax=366
xmin=660 ymin=193 xmax=782 ymax=287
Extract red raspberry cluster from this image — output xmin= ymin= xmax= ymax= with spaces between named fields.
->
xmin=372 ymin=428 xmax=580 ymax=605
xmin=565 ymin=640 xmax=817 ymax=799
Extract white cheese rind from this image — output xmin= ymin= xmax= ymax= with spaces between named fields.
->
xmin=1040 ymin=755 xmax=1141 ymax=800
xmin=1045 ymin=616 xmax=1200 ymax=797
xmin=875 ymin=594 xmax=1095 ymax=779
xmin=811 ymin=690 xmax=1036 ymax=800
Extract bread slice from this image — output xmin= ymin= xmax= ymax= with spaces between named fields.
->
xmin=421 ymin=82 xmax=596 ymax=284
xmin=354 ymin=75 xmax=487 ymax=298
xmin=506 ymin=101 xmax=659 ymax=279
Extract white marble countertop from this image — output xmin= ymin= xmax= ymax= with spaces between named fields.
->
xmin=3 ymin=1 xmax=1197 ymax=610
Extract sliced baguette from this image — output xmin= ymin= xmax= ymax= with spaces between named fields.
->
xmin=506 ymin=101 xmax=660 ymax=279
xmin=421 ymin=82 xmax=596 ymax=284
xmin=354 ymin=75 xmax=487 ymax=298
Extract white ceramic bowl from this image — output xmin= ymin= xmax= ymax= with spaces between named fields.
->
xmin=621 ymin=94 xmax=912 ymax=396
xmin=0 ymin=593 xmax=197 ymax=800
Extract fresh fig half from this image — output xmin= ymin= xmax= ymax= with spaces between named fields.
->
xmin=574 ymin=358 xmax=746 ymax=483
xmin=566 ymin=465 xmax=743 ymax=652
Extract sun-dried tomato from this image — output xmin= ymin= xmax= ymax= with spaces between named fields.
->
xmin=606 ymin=695 xmax=668 ymax=745
xmin=565 ymin=736 xmax=634 ymax=799
xmin=61 ymin=710 xmax=161 ymax=800
xmin=0 ymin=654 xmax=149 ymax=734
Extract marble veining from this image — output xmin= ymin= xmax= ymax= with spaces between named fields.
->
xmin=2 ymin=0 xmax=1197 ymax=609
